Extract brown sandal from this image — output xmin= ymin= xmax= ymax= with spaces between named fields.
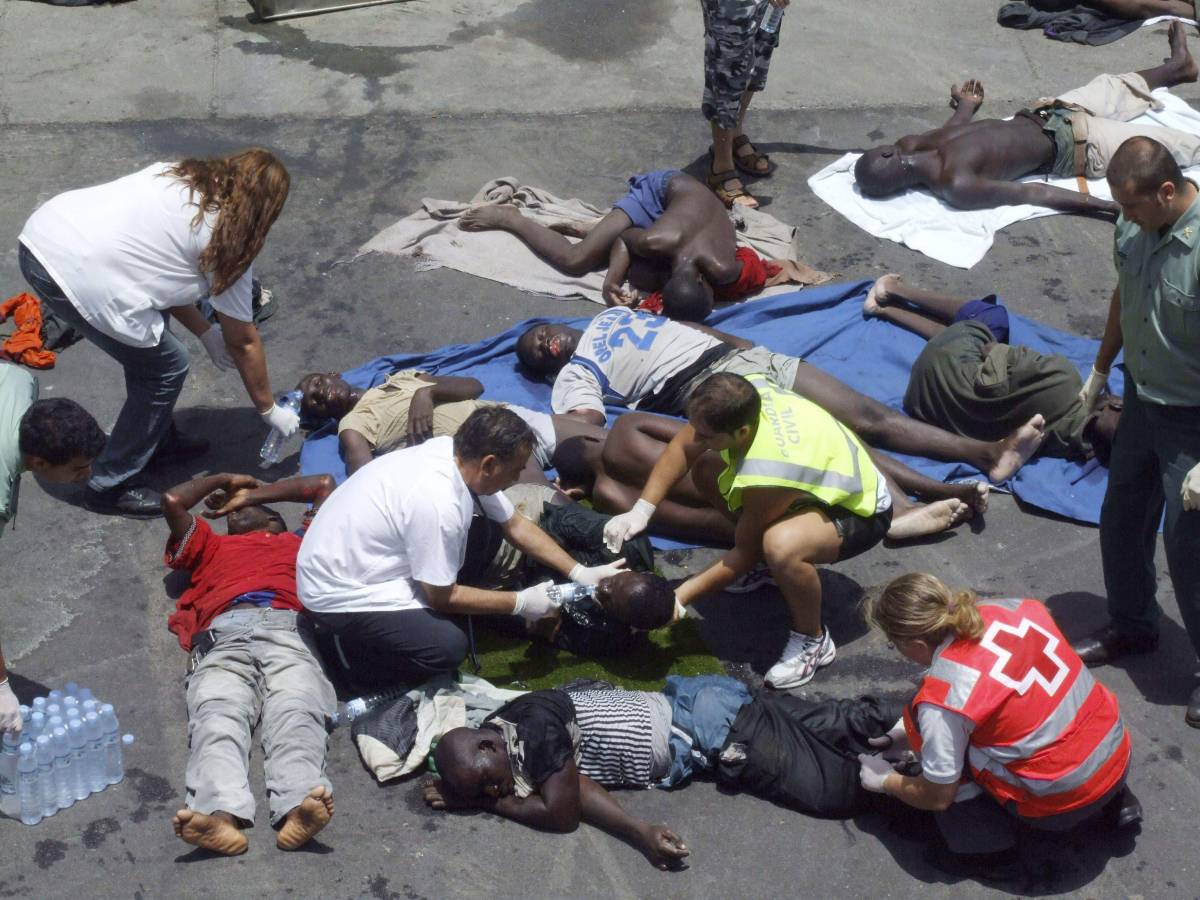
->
xmin=705 ymin=167 xmax=759 ymax=209
xmin=732 ymin=134 xmax=774 ymax=178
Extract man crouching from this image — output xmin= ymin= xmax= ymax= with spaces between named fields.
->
xmin=161 ymin=472 xmax=338 ymax=855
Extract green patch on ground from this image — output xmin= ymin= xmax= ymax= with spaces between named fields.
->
xmin=472 ymin=619 xmax=724 ymax=691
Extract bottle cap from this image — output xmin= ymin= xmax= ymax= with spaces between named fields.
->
xmin=32 ymin=698 xmax=46 ymax=712
xmin=121 ymin=734 xmax=134 ymax=745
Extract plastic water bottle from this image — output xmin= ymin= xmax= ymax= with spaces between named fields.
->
xmin=63 ymin=696 xmax=79 ymax=715
xmin=67 ymin=719 xmax=89 ymax=802
xmin=759 ymin=1 xmax=784 ymax=33
xmin=29 ymin=711 xmax=45 ymax=740
xmin=81 ymin=699 xmax=98 ymax=717
xmin=17 ymin=742 xmax=40 ymax=826
xmin=45 ymin=704 xmax=61 ymax=721
xmin=35 ymin=735 xmax=56 ymax=819
xmin=107 ymin=734 xmax=134 ymax=785
xmin=83 ymin=711 xmax=105 ymax=794
xmin=51 ymin=727 xmax=72 ymax=810
xmin=546 ymin=583 xmax=597 ymax=607
xmin=78 ymin=688 xmax=94 ymax=704
xmin=259 ymin=390 xmax=303 ymax=465
xmin=19 ymin=705 xmax=31 ymax=729
xmin=47 ymin=715 xmax=64 ymax=733
xmin=32 ymin=697 xmax=46 ymax=715
xmin=0 ymin=732 xmax=20 ymax=819
xmin=47 ymin=690 xmax=63 ymax=706
xmin=328 ymin=687 xmax=407 ymax=729
xmin=98 ymin=705 xmax=122 ymax=787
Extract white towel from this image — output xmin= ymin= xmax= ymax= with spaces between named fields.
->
xmin=807 ymin=89 xmax=1200 ymax=268
xmin=1142 ymin=15 xmax=1199 ymax=27
xmin=359 ymin=176 xmax=804 ymax=303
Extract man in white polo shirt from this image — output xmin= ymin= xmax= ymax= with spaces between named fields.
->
xmin=298 ymin=407 xmax=624 ymax=691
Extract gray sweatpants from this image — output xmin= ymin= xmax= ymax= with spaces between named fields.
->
xmin=184 ymin=607 xmax=335 ymax=826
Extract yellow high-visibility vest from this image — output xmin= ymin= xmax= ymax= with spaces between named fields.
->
xmin=718 ymin=374 xmax=880 ymax=518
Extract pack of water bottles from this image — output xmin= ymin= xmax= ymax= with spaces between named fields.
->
xmin=0 ymin=682 xmax=135 ymax=826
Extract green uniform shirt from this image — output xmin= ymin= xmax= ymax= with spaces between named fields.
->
xmin=0 ymin=363 xmax=38 ymax=538
xmin=1113 ymin=194 xmax=1200 ymax=407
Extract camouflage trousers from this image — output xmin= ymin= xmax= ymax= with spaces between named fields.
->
xmin=701 ymin=0 xmax=781 ymax=130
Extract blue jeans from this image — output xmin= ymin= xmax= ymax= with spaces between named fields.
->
xmin=19 ymin=243 xmax=189 ymax=491
xmin=1100 ymin=377 xmax=1200 ymax=657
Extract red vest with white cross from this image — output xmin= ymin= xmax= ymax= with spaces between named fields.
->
xmin=902 ymin=598 xmax=1130 ymax=818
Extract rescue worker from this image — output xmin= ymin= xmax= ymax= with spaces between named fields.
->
xmin=859 ymin=573 xmax=1142 ymax=879
xmin=603 ymin=372 xmax=893 ymax=689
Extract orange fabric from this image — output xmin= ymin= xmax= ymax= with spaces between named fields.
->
xmin=0 ymin=293 xmax=55 ymax=369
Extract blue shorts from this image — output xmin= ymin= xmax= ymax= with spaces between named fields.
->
xmin=612 ymin=170 xmax=680 ymax=229
xmin=953 ymin=296 xmax=1010 ymax=344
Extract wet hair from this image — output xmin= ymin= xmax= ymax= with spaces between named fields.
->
xmin=854 ymin=147 xmax=906 ymax=198
xmin=863 ymin=572 xmax=985 ymax=645
xmin=686 ymin=372 xmax=760 ymax=435
xmin=609 ymin=573 xmax=676 ymax=630
xmin=166 ymin=148 xmax=290 ymax=296
xmin=453 ymin=407 xmax=534 ymax=463
xmin=18 ymin=398 xmax=106 ymax=464
xmin=1107 ymin=136 xmax=1186 ymax=197
xmin=551 ymin=435 xmax=599 ymax=494
xmin=662 ymin=272 xmax=713 ymax=323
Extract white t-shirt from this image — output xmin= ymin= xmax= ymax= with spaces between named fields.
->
xmin=507 ymin=403 xmax=556 ymax=467
xmin=19 ymin=162 xmax=254 ymax=348
xmin=550 ymin=308 xmax=723 ymax=421
xmin=297 ymin=436 xmax=515 ymax=614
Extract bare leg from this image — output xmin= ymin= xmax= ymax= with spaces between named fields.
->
xmin=789 ymin=363 xmax=1046 ymax=481
xmin=458 ymin=206 xmax=634 ymax=276
xmin=869 ymin=448 xmax=990 ymax=516
xmin=762 ymin=510 xmax=842 ymax=636
xmin=710 ymin=122 xmax=759 ymax=209
xmin=1136 ymin=20 xmax=1199 ymax=90
xmin=1089 ymin=0 xmax=1195 ymax=23
xmin=604 ymin=413 xmax=711 ymax=506
xmin=276 ymin=786 xmax=335 ymax=850
xmin=868 ymin=301 xmax=948 ymax=342
xmin=865 ymin=273 xmax=973 ymax=323
xmin=173 ymin=809 xmax=248 ymax=856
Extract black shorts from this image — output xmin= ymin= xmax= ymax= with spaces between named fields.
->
xmin=830 ymin=505 xmax=892 ymax=561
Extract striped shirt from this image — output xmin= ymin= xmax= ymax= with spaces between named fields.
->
xmin=569 ymin=690 xmax=671 ymax=788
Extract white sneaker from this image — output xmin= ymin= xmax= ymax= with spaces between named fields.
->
xmin=764 ymin=629 xmax=836 ymax=690
xmin=725 ymin=562 xmax=776 ymax=594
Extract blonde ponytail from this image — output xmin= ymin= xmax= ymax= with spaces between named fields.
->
xmin=864 ymin=573 xmax=984 ymax=644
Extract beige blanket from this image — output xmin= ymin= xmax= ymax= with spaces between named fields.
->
xmin=358 ymin=177 xmax=821 ymax=303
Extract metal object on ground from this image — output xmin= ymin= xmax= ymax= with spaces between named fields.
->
xmin=249 ymin=0 xmax=410 ymax=23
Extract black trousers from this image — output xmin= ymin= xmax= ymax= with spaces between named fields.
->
xmin=308 ymin=607 xmax=468 ymax=693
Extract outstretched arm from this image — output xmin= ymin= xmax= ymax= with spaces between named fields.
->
xmin=943 ymin=175 xmax=1119 ymax=218
xmin=204 ymin=474 xmax=337 ymax=519
xmin=896 ymin=80 xmax=986 ymax=153
xmin=578 ymin=775 xmax=689 ymax=870
xmin=162 ymin=473 xmax=260 ymax=541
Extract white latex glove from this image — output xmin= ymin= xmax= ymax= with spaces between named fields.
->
xmin=867 ymin=716 xmax=911 ymax=761
xmin=673 ymin=599 xmax=688 ymax=623
xmin=200 ymin=326 xmax=236 ymax=372
xmin=602 ymin=499 xmax=656 ymax=554
xmin=0 ymin=680 xmax=20 ymax=735
xmin=1078 ymin=366 xmax=1108 ymax=413
xmin=261 ymin=401 xmax=300 ymax=438
xmin=513 ymin=581 xmax=557 ymax=622
xmin=857 ymin=753 xmax=896 ymax=794
xmin=569 ymin=558 xmax=627 ymax=586
xmin=1183 ymin=462 xmax=1200 ymax=511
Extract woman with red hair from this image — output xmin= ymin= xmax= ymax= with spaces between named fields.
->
xmin=18 ymin=148 xmax=297 ymax=516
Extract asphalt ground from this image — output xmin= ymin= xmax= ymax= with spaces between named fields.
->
xmin=0 ymin=2 xmax=1197 ymax=898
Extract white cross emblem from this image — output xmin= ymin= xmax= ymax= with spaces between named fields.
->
xmin=979 ymin=618 xmax=1070 ymax=697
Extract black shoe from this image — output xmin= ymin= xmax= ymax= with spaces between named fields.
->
xmin=151 ymin=425 xmax=210 ymax=465
xmin=1187 ymin=685 xmax=1200 ymax=729
xmin=1071 ymin=625 xmax=1158 ymax=667
xmin=923 ymin=843 xmax=1023 ymax=883
xmin=83 ymin=484 xmax=162 ymax=518
xmin=1102 ymin=785 xmax=1143 ymax=830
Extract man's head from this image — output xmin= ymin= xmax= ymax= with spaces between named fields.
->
xmin=433 ymin=726 xmax=514 ymax=802
xmin=854 ymin=146 xmax=914 ymax=198
xmin=226 ymin=505 xmax=287 ymax=536
xmin=18 ymin=398 xmax=105 ymax=483
xmin=662 ymin=269 xmax=714 ymax=323
xmin=685 ymin=373 xmax=760 ymax=453
xmin=515 ymin=324 xmax=583 ymax=376
xmin=1107 ymin=136 xmax=1192 ymax=231
xmin=1083 ymin=395 xmax=1123 ymax=467
xmin=297 ymin=372 xmax=357 ymax=421
xmin=550 ymin=434 xmax=603 ymax=497
xmin=454 ymin=407 xmax=534 ymax=495
xmin=594 ymin=571 xmax=676 ymax=631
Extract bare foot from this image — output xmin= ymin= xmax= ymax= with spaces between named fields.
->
xmin=1168 ymin=22 xmax=1198 ymax=84
xmin=944 ymin=480 xmax=989 ymax=517
xmin=172 ymin=809 xmax=248 ymax=856
xmin=276 ymin=786 xmax=335 ymax=850
xmin=864 ymin=273 xmax=902 ymax=316
xmin=888 ymin=498 xmax=971 ymax=540
xmin=988 ymin=415 xmax=1046 ymax=482
xmin=458 ymin=205 xmax=520 ymax=232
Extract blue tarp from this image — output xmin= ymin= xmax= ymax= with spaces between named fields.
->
xmin=300 ymin=280 xmax=1121 ymax=537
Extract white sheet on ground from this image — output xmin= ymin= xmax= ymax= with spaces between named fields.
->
xmin=807 ymin=89 xmax=1200 ymax=268
xmin=1141 ymin=15 xmax=1198 ymax=27
xmin=358 ymin=176 xmax=806 ymax=303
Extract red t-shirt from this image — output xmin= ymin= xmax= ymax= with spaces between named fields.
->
xmin=165 ymin=517 xmax=304 ymax=651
